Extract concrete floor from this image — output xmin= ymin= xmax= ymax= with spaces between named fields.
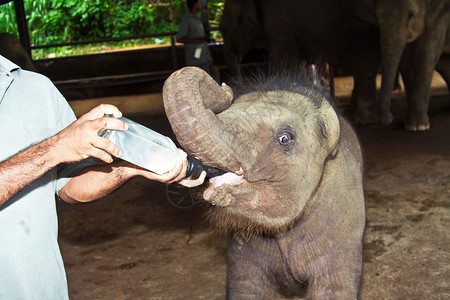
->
xmin=58 ymin=74 xmax=449 ymax=299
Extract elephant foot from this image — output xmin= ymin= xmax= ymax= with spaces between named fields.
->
xmin=405 ymin=115 xmax=430 ymax=131
xmin=405 ymin=122 xmax=430 ymax=131
xmin=379 ymin=111 xmax=393 ymax=125
xmin=350 ymin=109 xmax=378 ymax=125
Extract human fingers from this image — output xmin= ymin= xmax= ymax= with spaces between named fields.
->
xmin=93 ymin=116 xmax=128 ymax=134
xmin=162 ymin=150 xmax=188 ymax=183
xmin=178 ymin=171 xmax=206 ymax=188
xmin=85 ymin=145 xmax=115 ymax=164
xmin=79 ymin=104 xmax=123 ymax=121
xmin=53 ymin=115 xmax=125 ymax=163
xmin=91 ymin=135 xmax=122 ymax=159
xmin=132 ymin=149 xmax=186 ymax=183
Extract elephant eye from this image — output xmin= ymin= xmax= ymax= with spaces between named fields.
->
xmin=274 ymin=127 xmax=295 ymax=151
xmin=278 ymin=133 xmax=293 ymax=145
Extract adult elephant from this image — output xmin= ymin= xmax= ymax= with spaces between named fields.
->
xmin=0 ymin=33 xmax=36 ymax=71
xmin=362 ymin=0 xmax=450 ymax=131
xmin=220 ymin=0 xmax=381 ymax=124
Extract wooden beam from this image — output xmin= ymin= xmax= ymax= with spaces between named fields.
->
xmin=69 ymin=93 xmax=165 ymax=118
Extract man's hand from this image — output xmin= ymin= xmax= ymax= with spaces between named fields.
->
xmin=50 ymin=104 xmax=127 ymax=164
xmin=179 ymin=171 xmax=207 ymax=188
xmin=123 ymin=149 xmax=206 ymax=187
xmin=131 ymin=149 xmax=187 ymax=183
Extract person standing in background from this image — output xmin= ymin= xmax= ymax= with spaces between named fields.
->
xmin=176 ymin=0 xmax=213 ymax=74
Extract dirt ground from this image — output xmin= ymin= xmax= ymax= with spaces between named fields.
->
xmin=58 ymin=74 xmax=449 ymax=299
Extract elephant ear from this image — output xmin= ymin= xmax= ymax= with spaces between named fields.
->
xmin=304 ymin=65 xmax=340 ymax=156
xmin=354 ymin=0 xmax=378 ymax=27
xmin=319 ymin=100 xmax=340 ymax=157
xmin=162 ymin=67 xmax=241 ymax=172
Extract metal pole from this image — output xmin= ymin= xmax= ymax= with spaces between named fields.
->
xmin=13 ymin=0 xmax=31 ymax=56
xmin=171 ymin=35 xmax=178 ymax=70
xmin=201 ymin=0 xmax=210 ymax=41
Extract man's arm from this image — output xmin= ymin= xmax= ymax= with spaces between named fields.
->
xmin=59 ymin=150 xmax=187 ymax=203
xmin=0 ymin=138 xmax=60 ymax=206
xmin=1 ymin=103 xmax=206 ymax=206
xmin=0 ymin=104 xmax=125 ymax=206
xmin=59 ymin=148 xmax=207 ymax=204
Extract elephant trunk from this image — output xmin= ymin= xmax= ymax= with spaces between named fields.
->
xmin=162 ymin=67 xmax=241 ymax=172
xmin=378 ymin=30 xmax=407 ymax=125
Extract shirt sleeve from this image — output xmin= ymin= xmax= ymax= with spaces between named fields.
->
xmin=177 ymin=15 xmax=190 ymax=40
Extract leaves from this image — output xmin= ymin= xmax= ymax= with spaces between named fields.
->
xmin=0 ymin=0 xmax=224 ymax=58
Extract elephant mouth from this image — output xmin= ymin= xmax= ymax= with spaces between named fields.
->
xmin=203 ymin=170 xmax=247 ymax=204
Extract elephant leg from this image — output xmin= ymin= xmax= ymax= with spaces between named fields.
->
xmin=306 ymin=260 xmax=361 ymax=300
xmin=403 ymin=17 xmax=448 ymax=131
xmin=224 ymin=49 xmax=243 ymax=77
xmin=349 ymin=57 xmax=379 ymax=125
xmin=399 ymin=50 xmax=415 ymax=101
xmin=404 ymin=47 xmax=433 ymax=131
xmin=226 ymin=235 xmax=280 ymax=300
xmin=299 ymin=236 xmax=363 ymax=299
xmin=350 ymin=69 xmax=378 ymax=124
xmin=435 ymin=53 xmax=450 ymax=97
xmin=346 ymin=29 xmax=380 ymax=125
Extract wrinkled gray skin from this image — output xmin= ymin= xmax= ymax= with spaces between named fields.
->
xmin=0 ymin=33 xmax=36 ymax=71
xmin=220 ymin=0 xmax=381 ymax=125
xmin=163 ymin=67 xmax=365 ymax=299
xmin=358 ymin=0 xmax=450 ymax=131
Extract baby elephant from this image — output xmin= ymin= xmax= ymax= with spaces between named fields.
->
xmin=163 ymin=67 xmax=365 ymax=299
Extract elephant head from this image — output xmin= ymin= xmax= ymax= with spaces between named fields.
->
xmin=219 ymin=0 xmax=266 ymax=76
xmin=163 ymin=67 xmax=340 ymax=235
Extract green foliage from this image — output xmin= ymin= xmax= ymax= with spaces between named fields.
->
xmin=26 ymin=0 xmax=156 ymax=44
xmin=0 ymin=0 xmax=224 ymax=58
xmin=0 ymin=2 xmax=18 ymax=33
xmin=207 ymin=0 xmax=224 ymax=28
xmin=207 ymin=0 xmax=224 ymax=39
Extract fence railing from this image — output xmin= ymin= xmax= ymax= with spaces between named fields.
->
xmin=31 ymin=27 xmax=222 ymax=72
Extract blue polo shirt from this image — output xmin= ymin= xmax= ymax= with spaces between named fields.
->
xmin=0 ymin=55 xmax=85 ymax=299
